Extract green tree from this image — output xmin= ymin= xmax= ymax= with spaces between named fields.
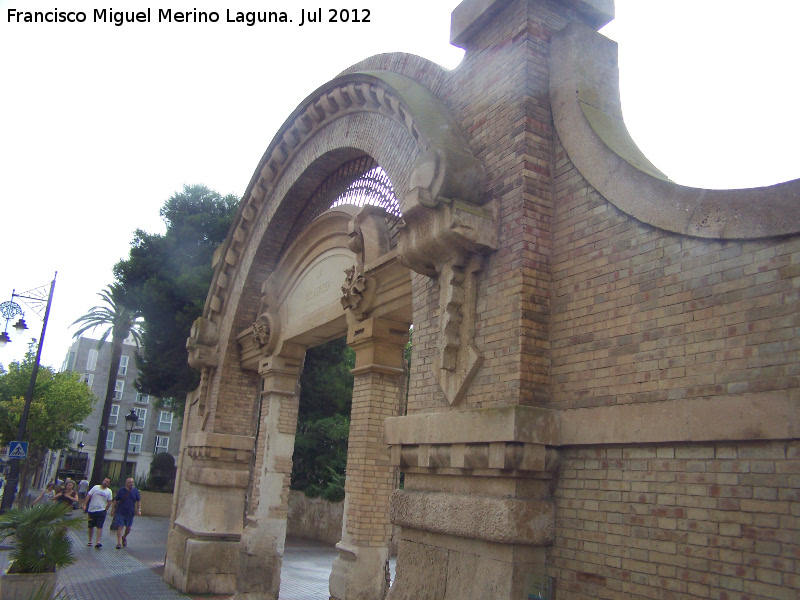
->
xmin=0 ymin=346 xmax=95 ymax=501
xmin=72 ymin=284 xmax=143 ymax=486
xmin=113 ymin=184 xmax=238 ymax=416
xmin=290 ymin=338 xmax=355 ymax=501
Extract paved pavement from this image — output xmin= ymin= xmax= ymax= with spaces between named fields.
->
xmin=0 ymin=515 xmax=363 ymax=600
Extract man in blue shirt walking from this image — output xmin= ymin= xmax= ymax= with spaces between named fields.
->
xmin=110 ymin=477 xmax=142 ymax=550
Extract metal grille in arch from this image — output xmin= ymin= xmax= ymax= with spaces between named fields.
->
xmin=328 ymin=158 xmax=401 ymax=217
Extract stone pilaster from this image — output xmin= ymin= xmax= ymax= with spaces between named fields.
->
xmin=235 ymin=343 xmax=305 ymax=600
xmin=329 ymin=317 xmax=409 ymax=600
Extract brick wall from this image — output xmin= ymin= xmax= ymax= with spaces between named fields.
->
xmin=551 ymin=137 xmax=800 ymax=410
xmin=548 ymin=441 xmax=800 ymax=600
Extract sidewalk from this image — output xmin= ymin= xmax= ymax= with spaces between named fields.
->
xmin=1 ymin=515 xmax=342 ymax=600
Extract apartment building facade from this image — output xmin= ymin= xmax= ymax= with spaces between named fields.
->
xmin=62 ymin=336 xmax=181 ymax=482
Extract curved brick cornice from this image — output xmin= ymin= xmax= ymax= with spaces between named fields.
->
xmin=199 ymin=70 xmax=485 ymax=341
xmin=551 ymin=21 xmax=800 ymax=240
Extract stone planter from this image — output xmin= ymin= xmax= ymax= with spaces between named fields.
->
xmin=0 ymin=568 xmax=58 ymax=600
xmin=139 ymin=491 xmax=173 ymax=518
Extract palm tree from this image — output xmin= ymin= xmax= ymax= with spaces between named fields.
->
xmin=72 ymin=284 xmax=143 ymax=487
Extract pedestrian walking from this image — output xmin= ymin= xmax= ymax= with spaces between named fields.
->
xmin=109 ymin=477 xmax=142 ymax=549
xmin=33 ymin=482 xmax=56 ymax=504
xmin=53 ymin=479 xmax=79 ymax=514
xmin=77 ymin=477 xmax=90 ymax=509
xmin=85 ymin=477 xmax=113 ymax=548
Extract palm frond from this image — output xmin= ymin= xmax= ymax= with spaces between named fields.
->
xmin=71 ymin=284 xmax=144 ymax=346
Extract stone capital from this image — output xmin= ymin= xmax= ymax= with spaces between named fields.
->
xmin=347 ymin=315 xmax=409 ymax=375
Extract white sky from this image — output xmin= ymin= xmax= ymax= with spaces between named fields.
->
xmin=0 ymin=0 xmax=798 ymax=370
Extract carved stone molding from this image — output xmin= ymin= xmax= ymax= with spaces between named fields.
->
xmin=397 ymin=197 xmax=498 ymax=405
xmin=390 ymin=442 xmax=559 ymax=476
xmin=185 ymin=317 xmax=220 ymax=418
xmin=390 ymin=489 xmax=555 ymax=546
xmin=183 ymin=432 xmax=255 ymax=488
xmin=435 ymin=253 xmax=485 ymax=405
xmin=551 ymin=21 xmax=800 ymax=239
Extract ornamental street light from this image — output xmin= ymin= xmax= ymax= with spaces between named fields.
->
xmin=0 ymin=297 xmax=29 ymax=346
xmin=120 ymin=409 xmax=140 ymax=487
xmin=0 ymin=273 xmax=57 ymax=512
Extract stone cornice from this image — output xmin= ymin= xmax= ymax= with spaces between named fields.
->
xmin=551 ymin=21 xmax=800 ymax=240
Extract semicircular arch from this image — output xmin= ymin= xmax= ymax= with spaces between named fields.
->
xmin=193 ymin=70 xmax=483 ymax=373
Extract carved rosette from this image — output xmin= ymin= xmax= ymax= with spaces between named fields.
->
xmin=252 ymin=312 xmax=273 ymax=349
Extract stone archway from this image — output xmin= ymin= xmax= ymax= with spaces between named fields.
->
xmin=168 ymin=2 xmax=800 ymax=599
xmin=164 ymin=65 xmax=492 ymax=600
xmin=234 ymin=202 xmax=413 ymax=600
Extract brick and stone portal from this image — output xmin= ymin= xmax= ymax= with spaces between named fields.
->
xmin=165 ymin=1 xmax=800 ymax=599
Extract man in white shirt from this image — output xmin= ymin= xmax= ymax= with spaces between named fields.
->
xmin=85 ymin=477 xmax=113 ymax=548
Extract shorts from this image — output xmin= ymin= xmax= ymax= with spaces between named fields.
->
xmin=87 ymin=511 xmax=107 ymax=529
xmin=78 ymin=491 xmax=87 ymax=499
xmin=113 ymin=513 xmax=135 ymax=528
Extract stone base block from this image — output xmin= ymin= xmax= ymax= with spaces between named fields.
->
xmin=234 ymin=523 xmax=284 ymax=600
xmin=163 ymin=526 xmax=239 ymax=595
xmin=329 ymin=543 xmax=390 ymax=600
xmin=386 ymin=528 xmax=546 ymax=600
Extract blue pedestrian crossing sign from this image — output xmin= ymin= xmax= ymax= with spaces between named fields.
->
xmin=8 ymin=441 xmax=28 ymax=460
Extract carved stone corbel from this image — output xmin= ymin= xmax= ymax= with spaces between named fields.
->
xmin=347 ymin=205 xmax=392 ymax=269
xmin=186 ymin=317 xmax=220 ymax=418
xmin=186 ymin=317 xmax=219 ymax=369
xmin=397 ymin=193 xmax=498 ymax=405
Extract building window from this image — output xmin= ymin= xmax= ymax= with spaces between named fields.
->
xmin=113 ymin=380 xmax=124 ymax=400
xmin=109 ymin=404 xmax=120 ymax=426
xmin=135 ymin=393 xmax=150 ymax=405
xmin=158 ymin=411 xmax=173 ymax=432
xmin=118 ymin=356 xmax=129 ymax=376
xmin=106 ymin=430 xmax=115 ymax=451
xmin=128 ymin=433 xmax=142 ymax=454
xmin=133 ymin=407 xmax=147 ymax=428
xmin=86 ymin=349 xmax=98 ymax=372
xmin=82 ymin=373 xmax=94 ymax=387
xmin=154 ymin=436 xmax=169 ymax=454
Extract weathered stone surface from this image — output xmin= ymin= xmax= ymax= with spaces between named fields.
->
xmin=390 ymin=489 xmax=555 ymax=546
xmin=167 ymin=0 xmax=800 ymax=598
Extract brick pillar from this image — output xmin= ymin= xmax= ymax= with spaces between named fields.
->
xmin=329 ymin=317 xmax=409 ymax=600
xmin=235 ymin=343 xmax=305 ymax=600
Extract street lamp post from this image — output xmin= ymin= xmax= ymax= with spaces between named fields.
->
xmin=0 ymin=274 xmax=57 ymax=512
xmin=120 ymin=409 xmax=139 ymax=487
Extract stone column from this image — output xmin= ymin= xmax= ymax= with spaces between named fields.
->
xmin=164 ymin=432 xmax=254 ymax=595
xmin=329 ymin=317 xmax=409 ymax=600
xmin=235 ymin=343 xmax=305 ymax=600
